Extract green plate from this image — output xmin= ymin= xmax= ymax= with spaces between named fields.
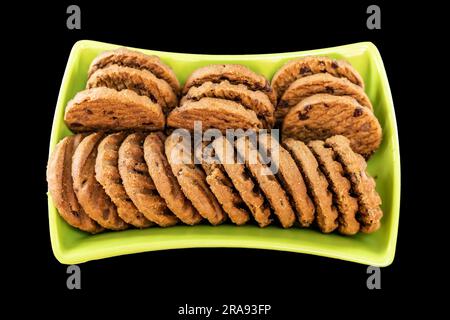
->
xmin=48 ymin=40 xmax=400 ymax=266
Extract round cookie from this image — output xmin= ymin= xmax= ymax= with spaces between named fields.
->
xmin=72 ymin=132 xmax=128 ymax=230
xmin=167 ymin=97 xmax=262 ymax=132
xmin=283 ymin=138 xmax=338 ymax=233
xmin=118 ymin=133 xmax=178 ymax=227
xmin=182 ymin=64 xmax=276 ymax=105
xmin=258 ymin=133 xmax=315 ymax=227
xmin=47 ymin=134 xmax=103 ymax=233
xmin=308 ymin=140 xmax=360 ymax=235
xmin=165 ymin=131 xmax=226 ymax=225
xmin=143 ymin=132 xmax=203 ymax=225
xmin=235 ymin=136 xmax=296 ymax=228
xmin=87 ymin=65 xmax=178 ymax=114
xmin=64 ymin=87 xmax=165 ymax=132
xmin=201 ymin=142 xmax=250 ymax=225
xmin=95 ymin=132 xmax=153 ymax=228
xmin=182 ymin=80 xmax=275 ymax=128
xmin=88 ymin=47 xmax=180 ymax=95
xmin=212 ymin=136 xmax=272 ymax=227
xmin=271 ymin=56 xmax=364 ymax=101
xmin=277 ymin=73 xmax=372 ymax=121
xmin=325 ymin=135 xmax=382 ymax=233
xmin=282 ymin=94 xmax=382 ymax=157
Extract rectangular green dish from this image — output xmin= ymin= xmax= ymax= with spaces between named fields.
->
xmin=48 ymin=40 xmax=400 ymax=266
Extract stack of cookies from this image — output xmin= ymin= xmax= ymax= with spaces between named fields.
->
xmin=47 ymin=48 xmax=384 ymax=236
xmin=167 ymin=64 xmax=276 ymax=131
xmin=272 ymin=56 xmax=382 ymax=157
xmin=64 ymin=48 xmax=180 ymax=132
xmin=47 ymin=131 xmax=382 ymax=235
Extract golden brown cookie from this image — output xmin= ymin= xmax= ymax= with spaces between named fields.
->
xmin=95 ymin=132 xmax=153 ymax=228
xmin=182 ymin=80 xmax=275 ymax=128
xmin=282 ymin=94 xmax=382 ymax=157
xmin=167 ymin=97 xmax=262 ymax=132
xmin=182 ymin=64 xmax=276 ymax=105
xmin=212 ymin=136 xmax=272 ymax=227
xmin=283 ymin=138 xmax=338 ymax=233
xmin=325 ymin=135 xmax=382 ymax=233
xmin=271 ymin=56 xmax=364 ymax=101
xmin=87 ymin=65 xmax=178 ymax=114
xmin=165 ymin=132 xmax=226 ymax=225
xmin=72 ymin=132 xmax=128 ymax=230
xmin=258 ymin=133 xmax=315 ymax=227
xmin=201 ymin=142 xmax=250 ymax=225
xmin=308 ymin=140 xmax=360 ymax=235
xmin=143 ymin=132 xmax=203 ymax=225
xmin=277 ymin=73 xmax=372 ymax=121
xmin=88 ymin=47 xmax=180 ymax=95
xmin=118 ymin=133 xmax=177 ymax=227
xmin=235 ymin=136 xmax=296 ymax=228
xmin=47 ymin=134 xmax=103 ymax=233
xmin=64 ymin=87 xmax=165 ymax=132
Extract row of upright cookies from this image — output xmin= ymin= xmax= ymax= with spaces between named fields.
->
xmin=48 ymin=47 xmax=383 ymax=235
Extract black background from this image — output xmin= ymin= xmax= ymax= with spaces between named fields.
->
xmin=9 ymin=0 xmax=434 ymax=316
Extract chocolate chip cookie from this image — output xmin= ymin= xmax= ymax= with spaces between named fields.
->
xmin=182 ymin=80 xmax=275 ymax=128
xmin=182 ymin=64 xmax=276 ymax=105
xmin=118 ymin=132 xmax=178 ymax=227
xmin=64 ymin=87 xmax=165 ymax=132
xmin=277 ymin=73 xmax=372 ymax=121
xmin=212 ymin=136 xmax=272 ymax=227
xmin=88 ymin=47 xmax=180 ymax=95
xmin=165 ymin=131 xmax=226 ymax=225
xmin=201 ymin=142 xmax=250 ymax=225
xmin=87 ymin=65 xmax=178 ymax=114
xmin=47 ymin=134 xmax=103 ymax=233
xmin=167 ymin=97 xmax=262 ymax=132
xmin=308 ymin=140 xmax=360 ymax=235
xmin=271 ymin=56 xmax=364 ymax=101
xmin=235 ymin=136 xmax=296 ymax=228
xmin=95 ymin=132 xmax=153 ymax=228
xmin=72 ymin=132 xmax=128 ymax=230
xmin=258 ymin=133 xmax=315 ymax=227
xmin=325 ymin=135 xmax=382 ymax=233
xmin=143 ymin=132 xmax=203 ymax=225
xmin=282 ymin=94 xmax=382 ymax=157
xmin=283 ymin=138 xmax=338 ymax=233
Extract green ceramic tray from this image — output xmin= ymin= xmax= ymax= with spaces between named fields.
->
xmin=48 ymin=40 xmax=400 ymax=266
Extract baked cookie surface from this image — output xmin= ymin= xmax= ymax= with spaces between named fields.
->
xmin=118 ymin=132 xmax=177 ymax=227
xmin=282 ymin=94 xmax=382 ymax=157
xmin=47 ymin=134 xmax=103 ymax=233
xmin=72 ymin=132 xmax=128 ymax=230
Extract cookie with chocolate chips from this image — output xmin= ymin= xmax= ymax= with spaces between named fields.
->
xmin=95 ymin=132 xmax=153 ymax=228
xmin=212 ymin=136 xmax=272 ymax=227
xmin=47 ymin=134 xmax=103 ymax=233
xmin=118 ymin=133 xmax=178 ymax=227
xmin=165 ymin=132 xmax=226 ymax=225
xmin=88 ymin=47 xmax=180 ymax=95
xmin=271 ymin=56 xmax=364 ymax=101
xmin=72 ymin=132 xmax=128 ymax=230
xmin=167 ymin=97 xmax=263 ymax=132
xmin=201 ymin=142 xmax=250 ymax=225
xmin=325 ymin=135 xmax=382 ymax=233
xmin=87 ymin=65 xmax=178 ymax=114
xmin=282 ymin=94 xmax=382 ymax=158
xmin=143 ymin=132 xmax=203 ymax=225
xmin=308 ymin=140 xmax=360 ymax=235
xmin=182 ymin=80 xmax=275 ymax=127
xmin=64 ymin=87 xmax=165 ymax=132
xmin=283 ymin=138 xmax=338 ymax=233
xmin=277 ymin=73 xmax=372 ymax=122
xmin=182 ymin=64 xmax=276 ymax=105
